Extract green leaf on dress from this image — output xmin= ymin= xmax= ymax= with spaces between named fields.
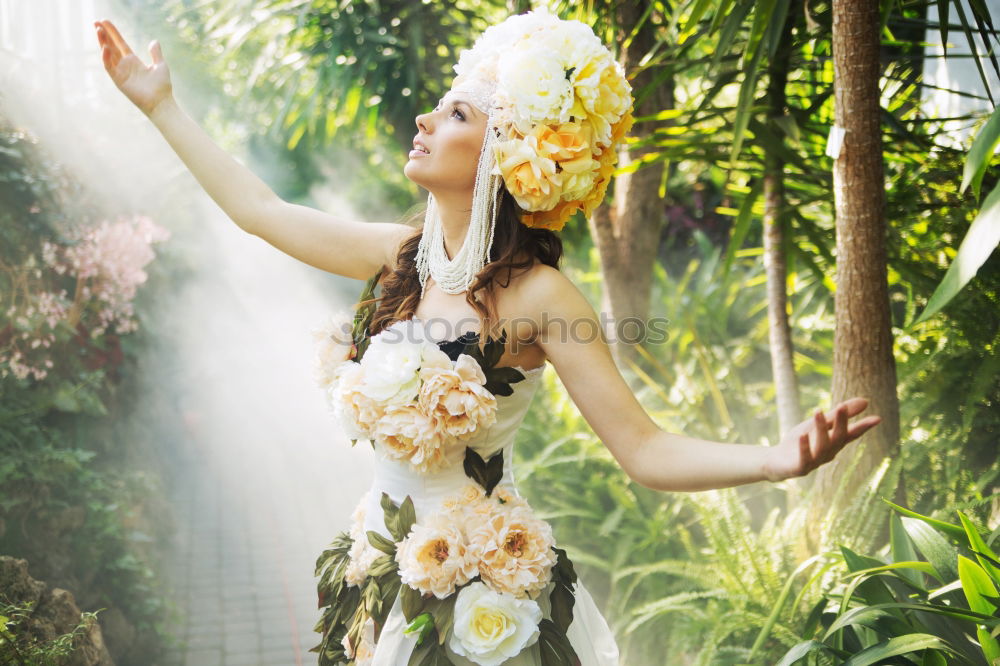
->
xmin=409 ymin=634 xmax=456 ymax=666
xmin=404 ymin=611 xmax=436 ymax=646
xmin=400 ymin=583 xmax=424 ymax=623
xmin=549 ymin=546 xmax=578 ymax=634
xmin=381 ymin=491 xmax=402 ymax=541
xmin=398 ymin=495 xmax=417 ymax=539
xmin=463 ymin=448 xmax=504 ymax=496
xmin=367 ymin=530 xmax=396 ymax=555
xmin=352 ymin=266 xmax=384 ymax=363
xmin=538 ymin=618 xmax=579 ymax=665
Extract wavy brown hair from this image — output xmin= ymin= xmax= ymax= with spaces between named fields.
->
xmin=365 ymin=185 xmax=563 ymax=343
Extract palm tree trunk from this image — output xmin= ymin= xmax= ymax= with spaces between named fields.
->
xmin=808 ymin=0 xmax=901 ymax=538
xmin=763 ymin=0 xmax=802 ymax=436
xmin=588 ymin=3 xmax=672 ymax=371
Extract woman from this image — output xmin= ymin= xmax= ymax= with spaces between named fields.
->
xmin=94 ymin=10 xmax=881 ymax=666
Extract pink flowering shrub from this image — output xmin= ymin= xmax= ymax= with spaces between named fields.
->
xmin=0 ymin=215 xmax=170 ymax=383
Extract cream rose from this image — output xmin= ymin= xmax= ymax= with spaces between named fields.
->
xmin=418 ymin=354 xmax=498 ymax=439
xmin=373 ymin=403 xmax=454 ymax=472
xmin=467 ymin=504 xmax=558 ymax=598
xmin=448 ymin=581 xmax=542 ymax=666
xmin=311 ymin=309 xmax=356 ymax=389
xmin=442 ymin=482 xmax=488 ymax=513
xmin=395 ymin=513 xmax=479 ymax=599
xmin=345 ymin=491 xmax=382 ymax=587
xmin=345 ymin=537 xmax=383 ymax=587
xmin=329 ymin=361 xmax=382 ymax=439
xmin=352 ymin=615 xmax=377 ymax=665
xmin=493 ymin=486 xmax=531 ymax=510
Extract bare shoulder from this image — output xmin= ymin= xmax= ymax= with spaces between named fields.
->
xmin=518 ymin=262 xmax=572 ymax=297
xmin=381 ymin=223 xmax=420 ymax=273
xmin=500 ymin=261 xmax=592 ymax=349
xmin=514 ymin=262 xmax=588 ymax=322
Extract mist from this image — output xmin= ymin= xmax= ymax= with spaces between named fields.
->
xmin=1 ymin=0 xmax=375 ymax=662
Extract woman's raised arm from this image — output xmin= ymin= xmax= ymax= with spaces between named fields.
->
xmin=93 ymin=19 xmax=411 ymax=280
xmin=525 ymin=266 xmax=883 ymax=493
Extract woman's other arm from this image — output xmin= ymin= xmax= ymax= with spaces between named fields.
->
xmin=94 ymin=19 xmax=410 ymax=280
xmin=526 ymin=266 xmax=882 ymax=493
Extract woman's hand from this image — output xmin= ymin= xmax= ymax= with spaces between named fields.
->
xmin=93 ymin=19 xmax=172 ymax=117
xmin=762 ymin=398 xmax=883 ymax=482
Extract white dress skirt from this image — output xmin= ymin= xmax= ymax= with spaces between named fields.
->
xmin=316 ymin=358 xmax=621 ymax=666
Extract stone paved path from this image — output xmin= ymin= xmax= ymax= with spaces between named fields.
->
xmin=153 ymin=211 xmax=373 ymax=665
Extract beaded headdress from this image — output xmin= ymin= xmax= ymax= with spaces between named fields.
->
xmin=415 ymin=8 xmax=635 ymax=296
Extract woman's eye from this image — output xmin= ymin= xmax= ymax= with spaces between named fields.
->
xmin=450 ymin=107 xmax=465 ymax=121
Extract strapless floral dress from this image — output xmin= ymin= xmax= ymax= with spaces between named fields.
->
xmin=310 ymin=273 xmax=620 ymax=666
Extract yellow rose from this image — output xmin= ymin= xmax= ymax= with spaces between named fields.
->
xmin=494 ymin=137 xmax=562 ymax=212
xmin=579 ymin=147 xmax=620 ymax=218
xmin=575 ymin=61 xmax=633 ymax=148
xmin=521 ymin=200 xmax=581 ymax=232
xmin=531 ymin=121 xmax=591 ymax=163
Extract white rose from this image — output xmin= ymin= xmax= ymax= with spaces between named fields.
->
xmin=497 ymin=47 xmax=573 ymax=130
xmin=360 ymin=320 xmax=439 ymax=406
xmin=448 ymin=581 xmax=542 ymax=666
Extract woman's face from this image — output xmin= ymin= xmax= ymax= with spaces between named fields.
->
xmin=404 ymin=89 xmax=489 ymax=195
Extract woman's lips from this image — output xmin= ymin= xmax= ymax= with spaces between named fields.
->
xmin=408 ymin=149 xmax=429 ymax=158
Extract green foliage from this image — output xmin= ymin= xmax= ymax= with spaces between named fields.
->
xmin=0 ymin=599 xmax=102 ymax=666
xmin=89 ymin=2 xmax=999 ymax=663
xmin=778 ymin=502 xmax=1000 ymax=665
xmin=0 ymin=118 xmax=176 ymax=660
xmin=916 ymin=103 xmax=1000 ymax=325
xmin=135 ymin=0 xmax=509 ymax=220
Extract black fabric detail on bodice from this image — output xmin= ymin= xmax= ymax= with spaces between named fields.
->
xmin=436 ymin=330 xmax=480 ymax=362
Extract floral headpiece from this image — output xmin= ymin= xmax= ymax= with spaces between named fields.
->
xmin=415 ymin=8 xmax=635 ymax=296
xmin=454 ymin=8 xmax=635 ymax=231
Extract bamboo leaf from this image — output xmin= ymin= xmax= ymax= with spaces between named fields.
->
xmin=883 ymin=499 xmax=967 ymax=539
xmin=958 ymin=555 xmax=999 ymax=616
xmin=958 ymin=511 xmax=1000 ymax=582
xmin=775 ymin=640 xmax=848 ymax=665
xmin=912 ymin=179 xmax=1000 ymax=326
xmin=901 ymin=517 xmax=960 ymax=581
xmin=841 ymin=635 xmax=954 ymax=665
xmin=960 ymin=103 xmax=1000 ymax=198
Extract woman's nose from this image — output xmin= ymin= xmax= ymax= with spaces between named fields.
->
xmin=415 ymin=111 xmax=432 ymax=133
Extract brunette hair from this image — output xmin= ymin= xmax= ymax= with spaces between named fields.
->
xmin=366 ymin=185 xmax=562 ymax=342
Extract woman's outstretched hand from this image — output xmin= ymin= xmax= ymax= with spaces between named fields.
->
xmin=762 ymin=398 xmax=883 ymax=482
xmin=93 ymin=19 xmax=172 ymax=117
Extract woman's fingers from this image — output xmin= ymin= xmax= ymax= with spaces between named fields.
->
xmin=830 ymin=405 xmax=849 ymax=444
xmin=847 ymin=415 xmax=882 ymax=440
xmin=821 ymin=397 xmax=869 ymax=424
xmin=101 ymin=19 xmax=135 ymax=58
xmin=798 ymin=432 xmax=811 ymax=475
xmin=95 ymin=24 xmax=120 ymax=72
xmin=813 ymin=409 xmax=831 ymax=461
xmin=149 ymin=40 xmax=163 ymax=65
